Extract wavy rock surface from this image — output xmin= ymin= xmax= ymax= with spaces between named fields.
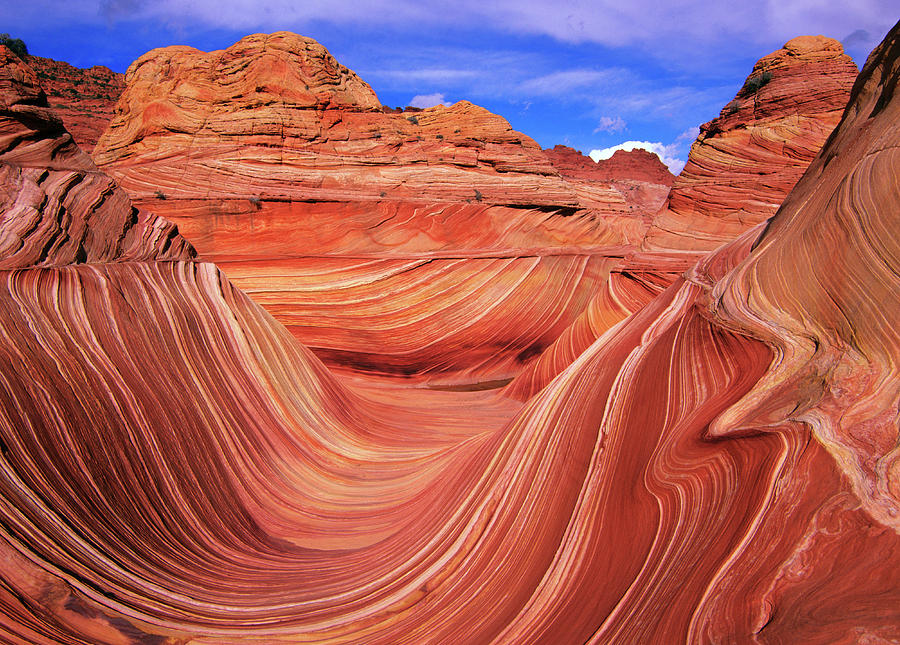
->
xmin=645 ymin=35 xmax=858 ymax=251
xmin=91 ymin=33 xmax=656 ymax=383
xmin=1 ymin=21 xmax=900 ymax=645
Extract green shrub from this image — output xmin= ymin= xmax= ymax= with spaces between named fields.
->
xmin=742 ymin=70 xmax=772 ymax=94
xmin=0 ymin=33 xmax=28 ymax=59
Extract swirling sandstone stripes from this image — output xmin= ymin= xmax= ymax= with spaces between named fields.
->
xmin=0 ymin=45 xmax=193 ymax=268
xmin=1 ymin=20 xmax=900 ymax=645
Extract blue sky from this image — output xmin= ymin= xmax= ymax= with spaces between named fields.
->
xmin=7 ymin=1 xmax=896 ymax=171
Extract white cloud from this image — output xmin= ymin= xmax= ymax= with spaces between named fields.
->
xmin=519 ymin=69 xmax=620 ymax=95
xmin=101 ymin=1 xmax=893 ymax=67
xmin=677 ymin=125 xmax=700 ymax=141
xmin=408 ymin=93 xmax=452 ymax=108
xmin=589 ymin=140 xmax=686 ymax=174
xmin=594 ymin=116 xmax=626 ymax=133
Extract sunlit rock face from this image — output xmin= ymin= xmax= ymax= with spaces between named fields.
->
xmin=0 ymin=21 xmax=900 ymax=645
xmin=500 ymin=37 xmax=859 ymax=392
xmin=644 ymin=35 xmax=858 ymax=251
xmin=91 ymin=32 xmax=657 ymax=385
xmin=94 ymin=32 xmax=576 ymax=207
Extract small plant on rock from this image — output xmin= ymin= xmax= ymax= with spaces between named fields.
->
xmin=0 ymin=33 xmax=27 ymax=59
xmin=742 ymin=70 xmax=772 ymax=94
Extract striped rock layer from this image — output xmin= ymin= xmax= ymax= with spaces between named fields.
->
xmin=0 ymin=45 xmax=194 ymax=268
xmin=644 ymin=35 xmax=858 ymax=251
xmin=0 ymin=20 xmax=899 ymax=645
xmin=89 ymin=32 xmax=662 ymax=384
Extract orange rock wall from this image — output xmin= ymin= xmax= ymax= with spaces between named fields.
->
xmin=645 ymin=35 xmax=858 ymax=251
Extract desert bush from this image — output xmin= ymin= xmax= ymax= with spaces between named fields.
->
xmin=0 ymin=33 xmax=28 ymax=59
xmin=742 ymin=70 xmax=772 ymax=94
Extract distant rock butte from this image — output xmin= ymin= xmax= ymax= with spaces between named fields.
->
xmin=24 ymin=55 xmax=123 ymax=154
xmin=546 ymin=145 xmax=674 ymax=185
xmin=544 ymin=144 xmax=674 ymax=216
xmin=94 ymin=32 xmax=579 ymax=209
xmin=644 ymin=35 xmax=858 ymax=251
xmin=0 ymin=45 xmax=192 ymax=268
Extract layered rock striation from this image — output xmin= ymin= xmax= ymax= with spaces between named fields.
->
xmin=0 ymin=20 xmax=899 ymax=645
xmin=644 ymin=35 xmax=858 ymax=251
xmin=94 ymin=33 xmax=577 ymax=209
xmin=91 ymin=33 xmax=657 ymax=384
xmin=0 ymin=45 xmax=192 ymax=268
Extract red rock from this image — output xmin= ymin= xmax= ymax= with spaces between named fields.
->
xmin=546 ymin=144 xmax=674 ymax=185
xmin=710 ymin=22 xmax=900 ymax=533
xmin=91 ymin=32 xmax=656 ymax=383
xmin=93 ymin=33 xmax=577 ymax=208
xmin=545 ymin=144 xmax=674 ymax=216
xmin=0 ymin=45 xmax=193 ymax=267
xmin=24 ymin=55 xmax=124 ymax=153
xmin=0 ymin=21 xmax=898 ymax=645
xmin=645 ymin=35 xmax=858 ymax=251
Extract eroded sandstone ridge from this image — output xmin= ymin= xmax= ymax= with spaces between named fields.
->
xmin=0 ymin=45 xmax=192 ymax=267
xmin=645 ymin=35 xmax=858 ymax=251
xmin=86 ymin=32 xmax=859 ymax=387
xmin=0 ymin=20 xmax=899 ymax=645
xmin=24 ymin=55 xmax=124 ymax=153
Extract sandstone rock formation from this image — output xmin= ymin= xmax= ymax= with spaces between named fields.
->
xmin=0 ymin=45 xmax=192 ymax=268
xmin=545 ymin=144 xmax=674 ymax=216
xmin=91 ymin=32 xmax=656 ymax=384
xmin=93 ymin=33 xmax=576 ymax=208
xmin=24 ymin=55 xmax=124 ymax=153
xmin=88 ymin=31 xmax=857 ymax=385
xmin=546 ymin=144 xmax=674 ymax=185
xmin=513 ymin=36 xmax=861 ymax=392
xmin=0 ymin=20 xmax=899 ymax=645
xmin=644 ymin=35 xmax=858 ymax=251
